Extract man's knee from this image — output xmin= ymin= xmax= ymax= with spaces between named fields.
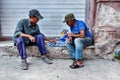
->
xmin=37 ymin=35 xmax=43 ymax=38
xmin=16 ymin=37 xmax=25 ymax=45
xmin=74 ymin=38 xmax=84 ymax=44
xmin=36 ymin=35 xmax=44 ymax=40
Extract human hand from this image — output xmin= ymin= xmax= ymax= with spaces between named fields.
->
xmin=28 ymin=35 xmax=35 ymax=42
xmin=49 ymin=39 xmax=56 ymax=43
xmin=67 ymin=37 xmax=72 ymax=42
xmin=68 ymin=32 xmax=75 ymax=37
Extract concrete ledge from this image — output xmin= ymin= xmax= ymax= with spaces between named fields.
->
xmin=0 ymin=41 xmax=95 ymax=59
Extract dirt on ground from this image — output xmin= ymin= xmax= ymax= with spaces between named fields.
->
xmin=0 ymin=54 xmax=120 ymax=80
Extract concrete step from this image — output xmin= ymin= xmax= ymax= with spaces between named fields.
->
xmin=0 ymin=41 xmax=95 ymax=59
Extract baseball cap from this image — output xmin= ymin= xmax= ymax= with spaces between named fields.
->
xmin=63 ymin=13 xmax=75 ymax=23
xmin=29 ymin=9 xmax=44 ymax=19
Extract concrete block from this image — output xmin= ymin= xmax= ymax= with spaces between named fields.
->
xmin=0 ymin=41 xmax=96 ymax=59
xmin=1 ymin=41 xmax=116 ymax=60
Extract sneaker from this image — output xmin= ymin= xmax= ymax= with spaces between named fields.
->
xmin=41 ymin=55 xmax=52 ymax=64
xmin=21 ymin=59 xmax=28 ymax=70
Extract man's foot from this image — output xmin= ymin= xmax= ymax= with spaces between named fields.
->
xmin=41 ymin=55 xmax=52 ymax=64
xmin=70 ymin=60 xmax=84 ymax=69
xmin=46 ymin=53 xmax=53 ymax=60
xmin=21 ymin=59 xmax=28 ymax=70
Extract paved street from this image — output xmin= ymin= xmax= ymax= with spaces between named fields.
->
xmin=0 ymin=55 xmax=120 ymax=80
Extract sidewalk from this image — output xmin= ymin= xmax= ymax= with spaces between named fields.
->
xmin=0 ymin=55 xmax=120 ymax=80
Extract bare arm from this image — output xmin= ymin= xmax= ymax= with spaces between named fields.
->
xmin=45 ymin=38 xmax=56 ymax=43
xmin=68 ymin=30 xmax=85 ymax=38
xmin=20 ymin=33 xmax=35 ymax=42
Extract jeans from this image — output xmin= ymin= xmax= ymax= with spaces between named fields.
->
xmin=15 ymin=35 xmax=47 ymax=59
xmin=66 ymin=37 xmax=92 ymax=60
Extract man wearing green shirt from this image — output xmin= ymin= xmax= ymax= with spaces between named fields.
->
xmin=13 ymin=9 xmax=53 ymax=70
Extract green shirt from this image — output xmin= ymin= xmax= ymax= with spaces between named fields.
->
xmin=13 ymin=19 xmax=46 ymax=44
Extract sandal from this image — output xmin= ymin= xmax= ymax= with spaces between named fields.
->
xmin=70 ymin=61 xmax=84 ymax=69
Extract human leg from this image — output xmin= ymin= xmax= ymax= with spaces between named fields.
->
xmin=74 ymin=37 xmax=92 ymax=60
xmin=16 ymin=37 xmax=27 ymax=59
xmin=70 ymin=37 xmax=92 ymax=69
xmin=15 ymin=37 xmax=28 ymax=70
xmin=35 ymin=35 xmax=47 ymax=55
xmin=65 ymin=40 xmax=75 ymax=59
xmin=35 ymin=35 xmax=52 ymax=64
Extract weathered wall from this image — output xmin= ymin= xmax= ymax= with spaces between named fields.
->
xmin=98 ymin=4 xmax=120 ymax=27
xmin=94 ymin=0 xmax=120 ymax=59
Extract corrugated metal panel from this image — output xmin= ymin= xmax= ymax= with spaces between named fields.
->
xmin=0 ymin=0 xmax=86 ymax=37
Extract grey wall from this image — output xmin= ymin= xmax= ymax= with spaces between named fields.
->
xmin=0 ymin=0 xmax=86 ymax=37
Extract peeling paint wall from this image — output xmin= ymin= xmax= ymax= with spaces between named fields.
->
xmin=98 ymin=4 xmax=120 ymax=27
xmin=94 ymin=1 xmax=120 ymax=59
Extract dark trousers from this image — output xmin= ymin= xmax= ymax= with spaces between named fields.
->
xmin=15 ymin=35 xmax=47 ymax=59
